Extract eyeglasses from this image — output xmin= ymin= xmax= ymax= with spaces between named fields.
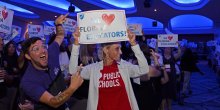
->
xmin=30 ymin=45 xmax=48 ymax=53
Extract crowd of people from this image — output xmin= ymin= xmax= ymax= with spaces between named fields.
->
xmin=0 ymin=13 xmax=206 ymax=110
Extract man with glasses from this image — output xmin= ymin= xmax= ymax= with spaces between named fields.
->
xmin=20 ymin=13 xmax=83 ymax=110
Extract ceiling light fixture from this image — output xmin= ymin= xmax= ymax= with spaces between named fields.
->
xmin=68 ymin=3 xmax=75 ymax=13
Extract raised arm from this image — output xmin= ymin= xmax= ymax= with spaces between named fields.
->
xmin=127 ymin=30 xmax=149 ymax=77
xmin=54 ymin=13 xmax=69 ymax=46
xmin=68 ymin=28 xmax=90 ymax=79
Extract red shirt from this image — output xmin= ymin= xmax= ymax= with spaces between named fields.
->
xmin=97 ymin=62 xmax=131 ymax=110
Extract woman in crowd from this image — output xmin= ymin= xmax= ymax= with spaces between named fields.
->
xmin=69 ymin=29 xmax=150 ymax=110
xmin=161 ymin=45 xmax=181 ymax=110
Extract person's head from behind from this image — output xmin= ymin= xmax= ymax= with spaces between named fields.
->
xmin=22 ymin=37 xmax=48 ymax=70
xmin=101 ymin=42 xmax=122 ymax=62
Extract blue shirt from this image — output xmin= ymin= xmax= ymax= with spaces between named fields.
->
xmin=21 ymin=42 xmax=61 ymax=102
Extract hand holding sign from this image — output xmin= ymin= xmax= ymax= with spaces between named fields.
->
xmin=72 ymin=27 xmax=80 ymax=45
xmin=127 ymin=29 xmax=136 ymax=46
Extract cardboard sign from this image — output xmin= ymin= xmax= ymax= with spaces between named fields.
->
xmin=44 ymin=26 xmax=55 ymax=35
xmin=77 ymin=10 xmax=128 ymax=44
xmin=63 ymin=18 xmax=77 ymax=32
xmin=158 ymin=34 xmax=178 ymax=47
xmin=127 ymin=24 xmax=142 ymax=35
xmin=28 ymin=24 xmax=44 ymax=38
xmin=0 ymin=6 xmax=14 ymax=34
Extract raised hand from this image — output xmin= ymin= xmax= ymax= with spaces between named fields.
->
xmin=127 ymin=29 xmax=137 ymax=46
xmin=72 ymin=27 xmax=80 ymax=45
xmin=54 ymin=13 xmax=69 ymax=46
xmin=70 ymin=64 xmax=84 ymax=90
xmin=55 ymin=13 xmax=69 ymax=25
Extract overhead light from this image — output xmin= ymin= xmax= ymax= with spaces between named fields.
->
xmin=154 ymin=9 xmax=157 ymax=11
xmin=68 ymin=3 xmax=75 ymax=13
xmin=54 ymin=16 xmax=57 ymax=18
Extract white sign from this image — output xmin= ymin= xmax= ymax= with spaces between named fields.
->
xmin=148 ymin=38 xmax=157 ymax=48
xmin=63 ymin=18 xmax=77 ymax=32
xmin=158 ymin=34 xmax=178 ymax=47
xmin=127 ymin=24 xmax=142 ymax=35
xmin=4 ymin=25 xmax=22 ymax=44
xmin=28 ymin=24 xmax=44 ymax=38
xmin=77 ymin=10 xmax=128 ymax=44
xmin=12 ymin=25 xmax=21 ymax=38
xmin=44 ymin=26 xmax=55 ymax=35
xmin=0 ymin=6 xmax=14 ymax=34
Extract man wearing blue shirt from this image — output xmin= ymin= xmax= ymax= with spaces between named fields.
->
xmin=20 ymin=13 xmax=83 ymax=110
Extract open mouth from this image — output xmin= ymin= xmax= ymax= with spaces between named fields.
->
xmin=40 ymin=54 xmax=47 ymax=61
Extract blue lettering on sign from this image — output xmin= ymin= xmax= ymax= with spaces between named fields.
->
xmin=0 ymin=24 xmax=10 ymax=30
xmin=80 ymin=26 xmax=98 ymax=32
xmin=86 ymin=31 xmax=126 ymax=40
xmin=4 ymin=35 xmax=11 ymax=40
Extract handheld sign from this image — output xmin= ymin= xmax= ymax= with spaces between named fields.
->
xmin=63 ymin=18 xmax=77 ymax=32
xmin=0 ymin=6 xmax=14 ymax=34
xmin=127 ymin=24 xmax=143 ymax=35
xmin=44 ymin=26 xmax=55 ymax=35
xmin=77 ymin=10 xmax=128 ymax=44
xmin=28 ymin=24 xmax=44 ymax=38
xmin=158 ymin=34 xmax=178 ymax=47
xmin=12 ymin=25 xmax=21 ymax=38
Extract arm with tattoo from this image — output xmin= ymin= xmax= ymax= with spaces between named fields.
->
xmin=48 ymin=87 xmax=76 ymax=108
xmin=39 ymin=70 xmax=83 ymax=108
